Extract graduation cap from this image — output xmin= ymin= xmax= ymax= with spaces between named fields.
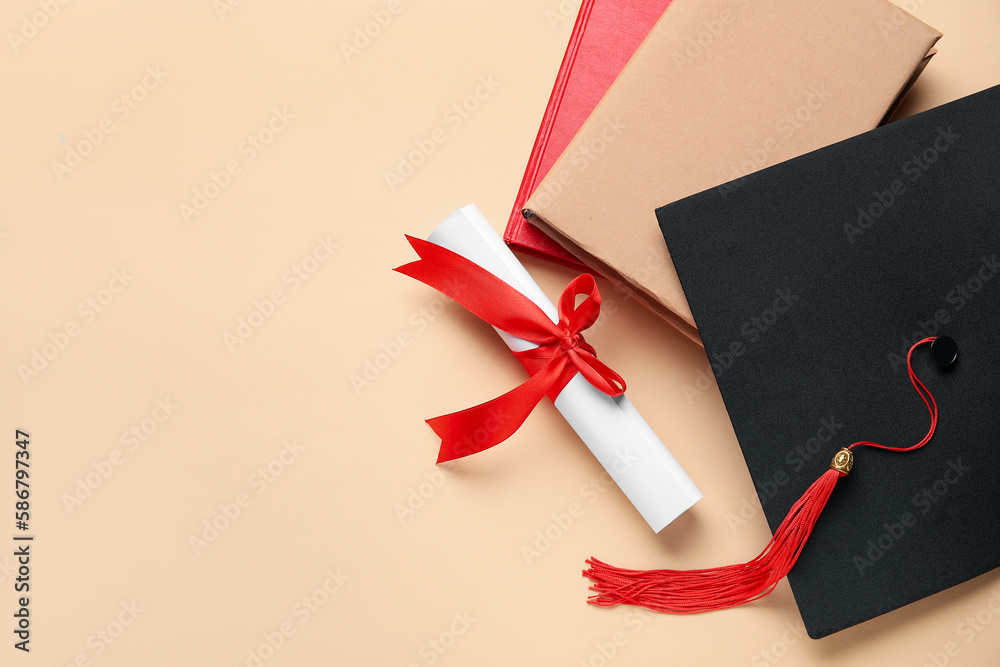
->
xmin=584 ymin=84 xmax=1000 ymax=638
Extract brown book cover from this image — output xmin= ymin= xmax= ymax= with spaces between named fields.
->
xmin=523 ymin=0 xmax=941 ymax=344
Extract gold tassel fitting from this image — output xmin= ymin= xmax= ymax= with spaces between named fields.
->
xmin=830 ymin=448 xmax=854 ymax=475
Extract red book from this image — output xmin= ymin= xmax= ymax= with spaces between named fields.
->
xmin=504 ymin=0 xmax=673 ymax=270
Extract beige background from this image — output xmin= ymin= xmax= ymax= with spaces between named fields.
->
xmin=1 ymin=0 xmax=999 ymax=665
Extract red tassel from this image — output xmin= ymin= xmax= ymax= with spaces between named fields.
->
xmin=584 ymin=337 xmax=942 ymax=614
xmin=585 ymin=467 xmax=841 ymax=612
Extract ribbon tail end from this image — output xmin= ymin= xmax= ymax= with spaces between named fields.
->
xmin=435 ymin=450 xmax=458 ymax=465
xmin=425 ymin=418 xmax=463 ymax=464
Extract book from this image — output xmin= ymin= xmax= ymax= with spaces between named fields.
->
xmin=504 ymin=0 xmax=673 ymax=271
xmin=523 ymin=0 xmax=941 ymax=344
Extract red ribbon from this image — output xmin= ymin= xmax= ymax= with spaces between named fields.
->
xmin=395 ymin=235 xmax=626 ymax=463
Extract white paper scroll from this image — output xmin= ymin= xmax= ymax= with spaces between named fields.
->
xmin=426 ymin=204 xmax=702 ymax=532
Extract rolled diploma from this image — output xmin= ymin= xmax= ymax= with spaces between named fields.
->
xmin=427 ymin=204 xmax=702 ymax=532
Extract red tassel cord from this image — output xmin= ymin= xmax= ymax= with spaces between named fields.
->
xmin=584 ymin=337 xmax=942 ymax=613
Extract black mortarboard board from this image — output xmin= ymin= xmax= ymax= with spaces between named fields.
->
xmin=655 ymin=84 xmax=1000 ymax=638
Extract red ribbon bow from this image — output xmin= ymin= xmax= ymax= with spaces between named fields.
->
xmin=395 ymin=235 xmax=626 ymax=463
